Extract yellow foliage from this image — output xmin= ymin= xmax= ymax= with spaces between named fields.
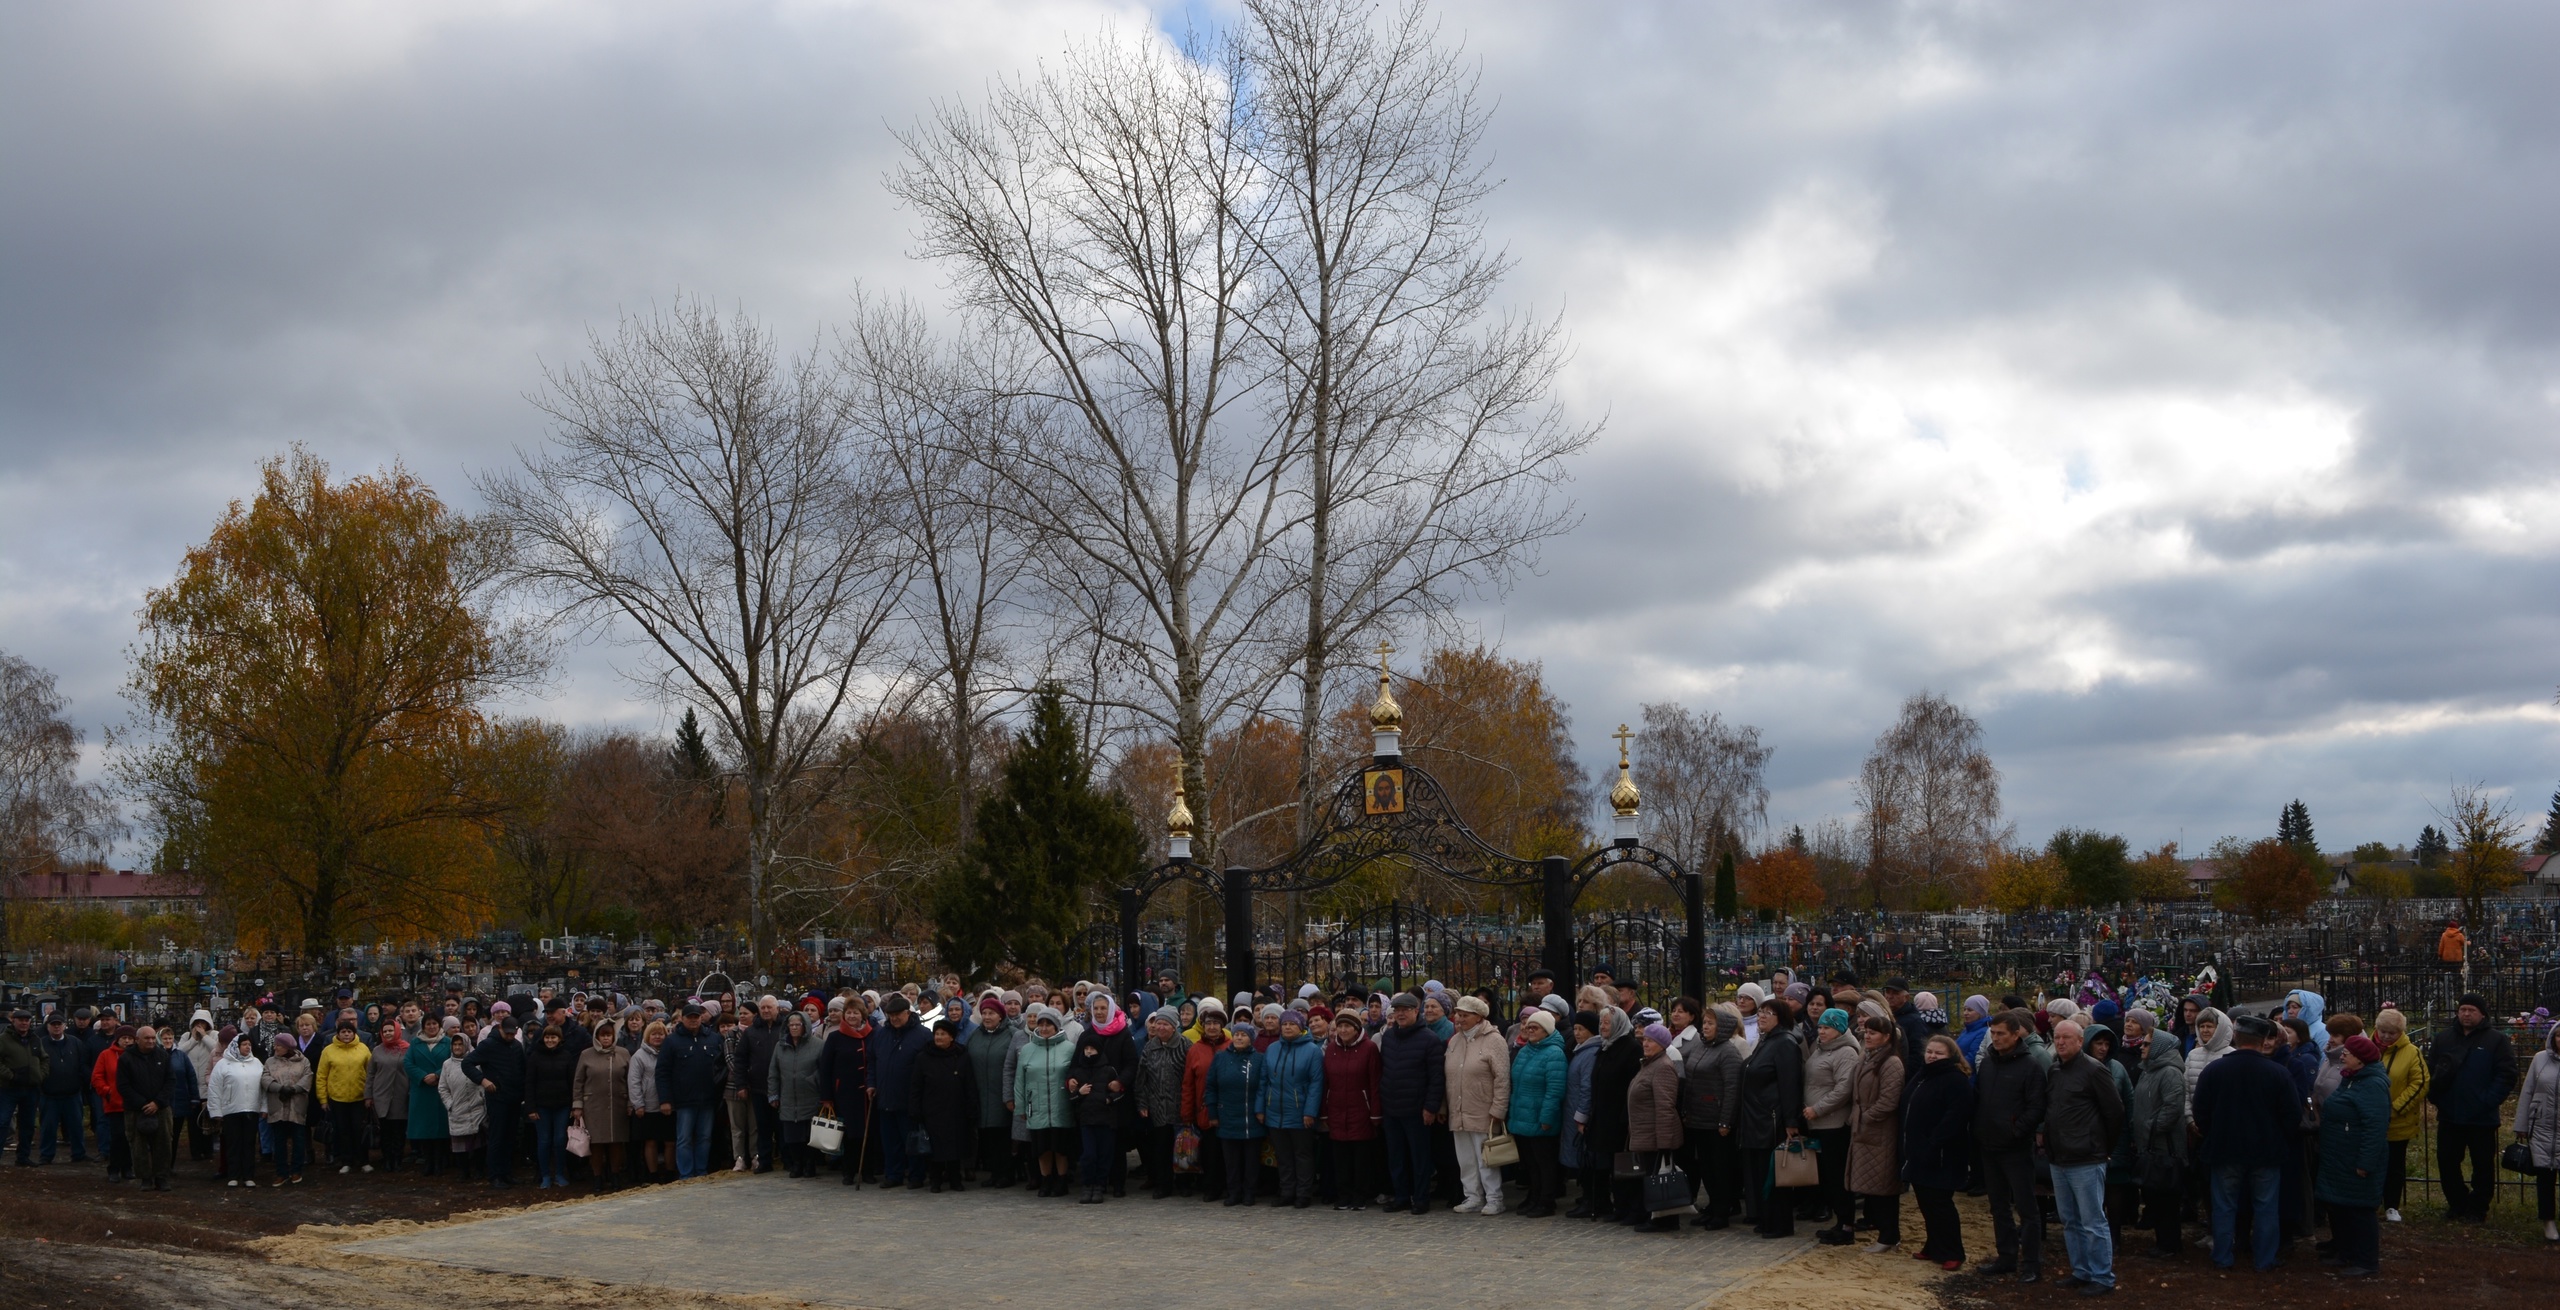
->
xmin=1982 ymin=846 xmax=2065 ymax=913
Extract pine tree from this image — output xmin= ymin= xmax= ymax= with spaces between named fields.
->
xmin=2536 ymin=785 xmax=2560 ymax=855
xmin=2277 ymin=800 xmax=2317 ymax=859
xmin=1713 ymin=848 xmax=1739 ymax=922
xmin=671 ymin=707 xmax=716 ymax=781
xmin=929 ymin=684 xmax=1141 ymax=983
xmin=1786 ymin=824 xmax=1808 ymax=853
xmin=2416 ymin=824 xmax=2449 ymax=868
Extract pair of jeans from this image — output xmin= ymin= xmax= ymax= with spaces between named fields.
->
xmin=271 ymin=1121 xmax=309 ymax=1179
xmin=221 ymin=1112 xmax=261 ymax=1182
xmin=1220 ymin=1138 xmax=1260 ymax=1202
xmin=1079 ymin=1125 xmax=1117 ymax=1188
xmin=2327 ymin=1203 xmax=2379 ymax=1271
xmin=877 ymin=1109 xmax=914 ymax=1183
xmin=1915 ymin=1186 xmax=1964 ymax=1262
xmin=1269 ymin=1126 xmax=1316 ymax=1202
xmin=673 ymin=1104 xmax=716 ymax=1178
xmin=1451 ymin=1129 xmax=1502 ymax=1210
xmin=2050 ymin=1161 xmax=2114 ymax=1289
xmin=1381 ymin=1115 xmax=1434 ymax=1207
xmin=127 ymin=1108 xmax=173 ymax=1186
xmin=1982 ymin=1147 xmax=2044 ymax=1268
xmin=482 ymin=1096 xmax=521 ymax=1183
xmin=2438 ymin=1123 xmax=2498 ymax=1220
xmin=531 ymin=1106 xmax=571 ymax=1183
xmin=2211 ymin=1162 xmax=2283 ymax=1270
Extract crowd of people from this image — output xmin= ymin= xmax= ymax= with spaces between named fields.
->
xmin=2 ymin=966 xmax=2554 ymax=1294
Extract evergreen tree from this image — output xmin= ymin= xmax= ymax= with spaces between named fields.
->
xmin=1785 ymin=824 xmax=1808 ymax=853
xmin=2536 ymin=785 xmax=2560 ymax=855
xmin=929 ymin=684 xmax=1141 ymax=983
xmin=2277 ymin=799 xmax=2317 ymax=858
xmin=2415 ymin=824 xmax=2449 ymax=868
xmin=671 ymin=707 xmax=716 ymax=781
xmin=1713 ymin=848 xmax=1739 ymax=922
xmin=2047 ymin=828 xmax=2134 ymax=906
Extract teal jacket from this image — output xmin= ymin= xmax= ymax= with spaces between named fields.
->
xmin=1012 ymin=1031 xmax=1076 ymax=1132
xmin=1254 ymin=1032 xmax=1325 ymax=1127
xmin=2315 ymin=1062 xmax=2390 ymax=1208
xmin=403 ymin=1038 xmax=451 ymax=1139
xmin=1509 ymin=1031 xmax=1568 ymax=1137
xmin=1206 ymin=1045 xmax=1266 ymax=1141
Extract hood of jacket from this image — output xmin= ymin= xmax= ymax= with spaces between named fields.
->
xmin=2286 ymin=990 xmax=2328 ymax=1046
xmin=2193 ymin=1008 xmax=2233 ymax=1058
xmin=2142 ymin=1027 xmax=2184 ymax=1075
xmin=1085 ymin=995 xmax=1128 ymax=1037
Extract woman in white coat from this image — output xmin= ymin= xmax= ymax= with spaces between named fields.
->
xmin=2512 ymin=1025 xmax=2560 ymax=1244
xmin=207 ymin=1033 xmax=267 ymax=1187
xmin=439 ymin=1034 xmax=489 ymax=1167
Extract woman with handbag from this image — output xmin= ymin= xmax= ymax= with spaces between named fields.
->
xmin=1802 ymin=1008 xmax=1860 ymax=1241
xmin=1739 ymin=998 xmax=1805 ymax=1237
xmin=1582 ymin=1006 xmax=1643 ymax=1223
xmin=1627 ymin=1023 xmax=1686 ymax=1232
xmin=2513 ymin=1022 xmax=2560 ymax=1244
xmin=524 ymin=1024 xmax=579 ymax=1189
xmin=573 ymin=1021 xmax=634 ymax=1191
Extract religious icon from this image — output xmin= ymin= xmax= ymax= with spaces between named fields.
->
xmin=1364 ymin=768 xmax=1405 ymax=815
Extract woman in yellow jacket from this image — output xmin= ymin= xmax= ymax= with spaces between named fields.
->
xmin=2372 ymin=1008 xmax=2429 ymax=1223
xmin=313 ymin=1019 xmax=376 ymax=1174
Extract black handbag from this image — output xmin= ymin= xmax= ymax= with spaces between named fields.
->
xmin=2137 ymin=1149 xmax=2181 ymax=1193
xmin=2502 ymin=1141 xmax=2543 ymax=1176
xmin=1642 ymin=1160 xmax=1695 ymax=1215
xmin=1612 ymin=1150 xmax=1645 ymax=1179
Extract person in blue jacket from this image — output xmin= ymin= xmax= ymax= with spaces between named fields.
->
xmin=1508 ymin=1009 xmax=1569 ymax=1216
xmin=866 ymin=995 xmax=933 ymax=1189
xmin=1558 ymin=1010 xmax=1600 ymax=1215
xmin=2317 ymin=1035 xmax=2391 ymax=1277
xmin=1203 ymin=1024 xmax=1264 ymax=1206
xmin=1254 ymin=1008 xmax=1325 ymax=1207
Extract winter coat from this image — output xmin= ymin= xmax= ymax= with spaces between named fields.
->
xmin=1954 ymin=1014 xmax=1992 ymax=1070
xmin=736 ymin=1016 xmax=784 ymax=1096
xmin=1561 ymin=1033 xmax=1600 ymax=1170
xmin=1441 ymin=1020 xmax=1511 ymax=1134
xmin=1507 ymin=1030 xmax=1567 ymax=1137
xmin=1848 ymin=1043 xmax=1904 ymax=1197
xmin=404 ymin=1038 xmax=451 ymax=1139
xmin=0 ymin=1025 xmax=43 ymax=1091
xmin=1252 ymin=1031 xmax=1324 ymax=1128
xmin=1589 ymin=1014 xmax=1646 ymax=1155
xmin=2380 ymin=1033 xmax=2429 ymax=1142
xmin=1972 ymin=1037 xmax=2048 ymax=1152
xmin=174 ymin=1029 xmax=220 ymax=1101
xmin=364 ymin=1039 xmax=409 ymax=1120
xmin=655 ymin=1023 xmax=727 ymax=1109
xmin=1180 ymin=1023 xmax=1226 ymax=1129
xmin=574 ymin=1045 xmax=634 ymax=1142
xmin=1135 ymin=1027 xmax=1190 ymax=1128
xmin=969 ymin=1017 xmax=1023 ymax=1128
xmin=817 ymin=1027 xmax=870 ymax=1116
xmin=2316 ymin=1061 xmax=2389 ymax=1207
xmin=2127 ymin=1028 xmax=2186 ymax=1179
xmin=908 ymin=1040 xmax=979 ymax=1160
xmin=523 ymin=1040 xmax=578 ymax=1111
xmin=767 ymin=1033 xmax=823 ymax=1121
xmin=1067 ymin=1036 xmax=1130 ymax=1129
xmin=1011 ymin=1030 xmax=1075 ymax=1132
xmin=1899 ymin=1055 xmax=1974 ymax=1191
xmin=2183 ymin=1009 xmax=2234 ymax=1117
xmin=1204 ymin=1044 xmax=1265 ymax=1141
xmin=2042 ymin=1052 xmax=2125 ymax=1167
xmin=90 ymin=1044 xmax=124 ymax=1114
xmin=1803 ymin=1030 xmax=1859 ymax=1130
xmin=1734 ymin=1027 xmax=1801 ymax=1152
xmin=260 ymin=1052 xmax=313 ymax=1124
xmin=208 ymin=1045 xmax=265 ymax=1118
xmin=116 ymin=1042 xmax=175 ymax=1114
xmin=2428 ymin=1018 xmax=2518 ymax=1127
xmin=2191 ymin=1048 xmax=2299 ymax=1170
xmin=438 ymin=1053 xmax=486 ymax=1136
xmin=38 ymin=1030 xmax=87 ymax=1096
xmin=312 ymin=1037 xmax=371 ymax=1106
xmin=1676 ymin=1032 xmax=1742 ymax=1135
xmin=1376 ymin=1020 xmax=1447 ymax=1118
xmin=462 ymin=1035 xmax=529 ymax=1104
xmin=866 ymin=1018 xmax=933 ymax=1114
xmin=1626 ymin=1051 xmax=1684 ymax=1153
xmin=2516 ymin=1047 xmax=2560 ymax=1172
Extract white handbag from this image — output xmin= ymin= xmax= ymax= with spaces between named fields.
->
xmin=809 ymin=1115 xmax=845 ymax=1155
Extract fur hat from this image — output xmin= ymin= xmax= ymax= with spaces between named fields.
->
xmin=1454 ymin=995 xmax=1490 ymax=1018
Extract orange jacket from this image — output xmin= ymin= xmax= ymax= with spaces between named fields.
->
xmin=90 ymin=1044 xmax=125 ymax=1114
xmin=1180 ymin=1028 xmax=1225 ymax=1129
xmin=2438 ymin=926 xmax=2468 ymax=963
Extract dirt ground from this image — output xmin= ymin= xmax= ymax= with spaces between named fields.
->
xmin=4 ymin=1152 xmax=2550 ymax=1310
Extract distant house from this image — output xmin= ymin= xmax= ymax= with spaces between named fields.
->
xmin=9 ymin=870 xmax=205 ymax=917
xmin=2520 ymin=853 xmax=2557 ymax=898
xmin=2185 ymin=860 xmax=2222 ymax=895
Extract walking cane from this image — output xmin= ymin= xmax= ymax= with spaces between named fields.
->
xmin=852 ymin=1089 xmax=872 ymax=1191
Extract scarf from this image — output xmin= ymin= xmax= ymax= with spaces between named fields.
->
xmin=377 ymin=1021 xmax=409 ymax=1054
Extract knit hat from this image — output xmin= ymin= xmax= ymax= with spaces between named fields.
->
xmin=1522 ymin=1010 xmax=1556 ymax=1036
xmin=1278 ymin=1008 xmax=1308 ymax=1031
xmin=1963 ymin=995 xmax=1991 ymax=1019
xmin=2343 ymin=1034 xmax=2384 ymax=1065
xmin=980 ymin=995 xmax=1006 ymax=1014
xmin=1784 ymin=983 xmax=1810 ymax=1004
xmin=1148 ymin=1008 xmax=1177 ymax=1029
xmin=1641 ymin=1023 xmax=1674 ymax=1047
xmin=1297 ymin=983 xmax=1321 ymax=1000
xmin=1572 ymin=1010 xmax=1601 ymax=1034
xmin=1454 ymin=995 xmax=1490 ymax=1018
xmin=1737 ymin=982 xmax=1765 ymax=1003
xmin=1633 ymin=1006 xmax=1661 ymax=1026
xmin=1197 ymin=997 xmax=1227 ymax=1019
xmin=1819 ymin=1007 xmax=1850 ymax=1034
xmin=2459 ymin=992 xmax=2489 ymax=1013
xmin=1914 ymin=992 xmax=1940 ymax=1012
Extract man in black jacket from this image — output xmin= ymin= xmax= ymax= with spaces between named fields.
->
xmin=1 ymin=1010 xmax=43 ymax=1166
xmin=116 ymin=1025 xmax=177 ymax=1191
xmin=2426 ymin=993 xmax=2516 ymax=1223
xmin=655 ymin=1003 xmax=728 ymax=1179
xmin=35 ymin=1014 xmax=90 ymax=1164
xmin=1973 ymin=1011 xmax=2048 ymax=1281
xmin=2044 ymin=1021 xmax=2125 ymax=1295
xmin=2191 ymin=1015 xmax=2297 ymax=1270
xmin=736 ymin=997 xmax=784 ymax=1173
xmin=461 ymin=1016 xmax=529 ymax=1187
xmin=1376 ymin=993 xmax=1446 ymax=1215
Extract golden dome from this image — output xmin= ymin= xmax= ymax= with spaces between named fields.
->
xmin=1609 ymin=722 xmax=1641 ymax=816
xmin=1368 ymin=640 xmax=1403 ymax=732
xmin=1166 ymin=766 xmax=1194 ymax=839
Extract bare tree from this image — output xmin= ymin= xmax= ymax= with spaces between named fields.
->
xmin=1634 ymin=701 xmax=1770 ymax=877
xmin=2 ymin=652 xmax=121 ymax=948
xmin=2437 ymin=780 xmax=2524 ymax=935
xmin=1240 ymin=0 xmax=1592 ymax=950
xmin=893 ymin=30 xmax=1304 ymax=989
xmin=1854 ymin=691 xmax=2000 ymax=906
xmin=479 ymin=300 xmax=910 ymax=972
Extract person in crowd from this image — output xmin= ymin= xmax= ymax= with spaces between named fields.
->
xmin=33 ymin=1013 xmax=88 ymax=1165
xmin=574 ymin=1019 xmax=634 ymax=1190
xmin=1560 ymin=1009 xmax=1601 ymax=1216
xmin=1904 ymin=1032 xmax=1973 ymax=1269
xmin=1012 ymin=1006 xmax=1076 ymax=1196
xmin=462 ymin=1015 xmax=529 ymax=1188
xmin=734 ymin=996 xmax=785 ymax=1174
xmin=1443 ymin=995 xmax=1511 ymax=1217
xmin=90 ymin=1024 xmax=130 ymax=1181
xmin=816 ymin=1002 xmax=871 ymax=1187
xmin=969 ymin=996 xmax=1024 ymax=1189
xmin=405 ymin=1015 xmax=452 ymax=1177
xmin=174 ymin=1011 xmax=219 ymax=1162
xmin=260 ymin=1031 xmax=313 ymax=1184
xmin=2318 ymin=1034 xmax=2390 ymax=1276
xmin=439 ymin=1030 xmax=486 ymax=1174
xmin=1676 ymin=1004 xmax=1743 ymax=1229
xmin=2369 ymin=1008 xmax=2427 ymax=1224
xmin=908 ymin=1019 xmax=979 ymax=1192
xmin=1257 ymin=1007 xmax=1325 ymax=1208
xmin=208 ymin=1031 xmax=265 ymax=1186
xmin=1133 ymin=1005 xmax=1189 ymax=1199
xmin=1507 ymin=1008 xmax=1565 ymax=1217
xmin=1179 ymin=1000 xmax=1230 ymax=1203
xmin=2514 ymin=1021 xmax=2560 ymax=1245
xmin=366 ymin=1014 xmax=410 ymax=1172
xmin=1738 ymin=998 xmax=1803 ymax=1238
xmin=1377 ymin=992 xmax=1447 ymax=1215
xmin=1846 ymin=1014 xmax=1905 ymax=1253
xmin=313 ymin=1018 xmax=374 ymax=1175
xmin=1974 ymin=1009 xmax=2048 ymax=1281
xmin=867 ymin=994 xmax=932 ymax=1189
xmin=1626 ymin=1020 xmax=1684 ymax=1232
xmin=1203 ymin=1020 xmax=1263 ymax=1206
xmin=2121 ymin=1010 xmax=2186 ymax=1258
xmin=2045 ymin=1020 xmax=2125 ymax=1296
xmin=2192 ymin=1014 xmax=2297 ymax=1270
xmin=523 ymin=1021 xmax=579 ymax=1189
xmin=1802 ymin=1006 xmax=1859 ymax=1240
xmin=116 ymin=1025 xmax=177 ymax=1191
xmin=2428 ymin=992 xmax=2516 ymax=1224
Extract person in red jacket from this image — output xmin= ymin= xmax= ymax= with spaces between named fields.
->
xmin=1181 ymin=1001 xmax=1230 ymax=1205
xmin=1322 ymin=1010 xmax=1385 ymax=1209
xmin=90 ymin=1026 xmax=133 ymax=1181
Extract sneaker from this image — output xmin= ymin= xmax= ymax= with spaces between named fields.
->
xmin=227 ymin=1179 xmax=239 ymax=1188
xmin=1453 ymin=1199 xmax=1483 ymax=1214
xmin=243 ymin=1179 xmax=256 ymax=1188
xmin=339 ymin=1165 xmax=350 ymax=1174
xmin=2383 ymin=1209 xmax=2401 ymax=1224
xmin=1863 ymin=1243 xmax=1894 ymax=1255
xmin=2077 ymin=1283 xmax=2115 ymax=1296
xmin=361 ymin=1165 xmax=374 ymax=1174
xmin=1482 ymin=1204 xmax=1504 ymax=1216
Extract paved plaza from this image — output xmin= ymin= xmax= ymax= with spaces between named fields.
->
xmin=347 ymin=1173 xmax=1813 ymax=1309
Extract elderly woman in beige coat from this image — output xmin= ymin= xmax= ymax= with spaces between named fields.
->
xmin=1443 ymin=994 xmax=1514 ymax=1216
xmin=573 ymin=1021 xmax=634 ymax=1191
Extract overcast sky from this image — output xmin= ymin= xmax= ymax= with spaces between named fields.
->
xmin=7 ymin=1 xmax=2557 ymax=858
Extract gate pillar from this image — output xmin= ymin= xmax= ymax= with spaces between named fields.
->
xmin=1224 ymin=866 xmax=1256 ymax=1001
xmin=1681 ymin=871 xmax=1707 ymax=1002
xmin=1541 ymin=855 xmax=1575 ymax=981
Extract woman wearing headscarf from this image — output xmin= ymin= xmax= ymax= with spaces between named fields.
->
xmin=208 ymin=1032 xmax=266 ymax=1187
xmin=367 ymin=1015 xmax=410 ymax=1173
xmin=1560 ymin=1010 xmax=1603 ymax=1217
xmin=817 ymin=1002 xmax=872 ymax=1187
xmin=1627 ymin=1021 xmax=1686 ymax=1232
xmin=1955 ymin=996 xmax=1995 ymax=1070
xmin=1847 ymin=1015 xmax=1907 ymax=1253
xmin=1134 ymin=1006 xmax=1191 ymax=1199
xmin=907 ymin=1019 xmax=979 ymax=1191
xmin=1080 ymin=992 xmax=1139 ymax=1197
xmin=2370 ymin=1008 xmax=2428 ymax=1223
xmin=2182 ymin=1007 xmax=2233 ymax=1117
xmin=1581 ymin=1006 xmax=1644 ymax=1223
xmin=1740 ymin=997 xmax=1805 ymax=1236
xmin=574 ymin=1020 xmax=635 ymax=1189
xmin=1011 ymin=1006 xmax=1077 ymax=1196
xmin=1803 ymin=1007 xmax=1860 ymax=1241
xmin=438 ymin=1031 xmax=485 ymax=1172
xmin=1678 ymin=1004 xmax=1745 ymax=1228
xmin=260 ymin=1032 xmax=314 ymax=1184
